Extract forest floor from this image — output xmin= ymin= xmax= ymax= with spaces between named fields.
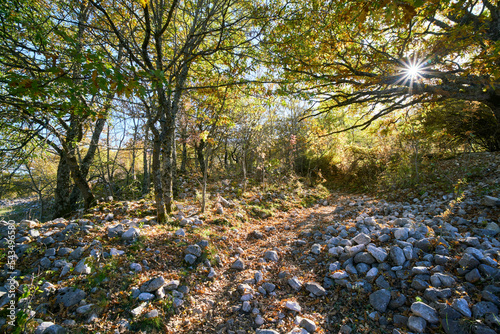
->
xmin=0 ymin=152 xmax=500 ymax=334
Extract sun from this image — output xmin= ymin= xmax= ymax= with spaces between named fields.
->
xmin=406 ymin=65 xmax=422 ymax=79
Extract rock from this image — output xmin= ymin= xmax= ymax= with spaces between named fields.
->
xmin=255 ymin=315 xmax=265 ymax=326
xmin=165 ymin=280 xmax=180 ymax=290
xmin=175 ymin=228 xmax=186 ymax=237
xmin=285 ymin=301 xmax=301 ymax=312
xmin=465 ymin=268 xmax=482 ymax=283
xmin=411 ymin=302 xmax=439 ymax=324
xmin=185 ymin=244 xmax=202 ymax=257
xmin=231 ymin=258 xmax=245 ymax=270
xmin=366 ymin=267 xmax=379 ymax=282
xmin=34 ymin=322 xmax=66 ymax=334
xmin=339 ymin=324 xmax=352 ymax=334
xmin=369 ymin=289 xmax=391 ymax=313
xmin=256 ymin=330 xmax=279 ymax=334
xmin=57 ymin=247 xmax=73 ymax=256
xmin=242 ymin=301 xmax=251 ymax=312
xmin=354 ymin=252 xmax=376 ymax=264
xmin=122 ymin=227 xmax=140 ymax=241
xmin=311 ymin=244 xmax=321 ymax=255
xmin=472 ymin=301 xmax=498 ymax=318
xmin=130 ymin=263 xmax=142 ymax=272
xmin=138 ymin=292 xmax=155 ymax=301
xmin=55 ymin=287 xmax=86 ymax=307
xmin=130 ymin=302 xmax=147 ymax=317
xmin=262 ymin=282 xmax=276 ymax=293
xmin=483 ymin=195 xmax=500 ymax=207
xmin=110 ymin=248 xmax=125 ymax=256
xmin=185 ymin=254 xmax=197 ymax=264
xmin=264 ymin=250 xmax=279 ymax=261
xmin=451 ymin=298 xmax=472 ymax=317
xmin=389 ymin=246 xmax=405 ymax=266
xmin=408 ymin=316 xmax=426 ymax=333
xmin=145 ymin=309 xmax=159 ymax=318
xmin=76 ymin=304 xmax=93 ymax=314
xmin=394 ymin=228 xmax=409 ymax=240
xmin=352 ymin=233 xmax=371 ymax=245
xmin=459 ymin=253 xmax=480 ymax=270
xmin=107 ymin=224 xmax=124 ymax=238
xmin=288 ymin=277 xmax=302 ymax=291
xmin=69 ymin=246 xmax=84 ymax=260
xmin=140 ymin=276 xmax=166 ymax=292
xmin=299 ymin=318 xmax=317 ymax=332
xmin=305 ymin=282 xmax=326 ymax=296
xmin=367 ymin=244 xmax=388 ymax=263
xmin=74 ymin=257 xmax=92 ymax=274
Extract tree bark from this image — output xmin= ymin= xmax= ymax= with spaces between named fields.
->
xmin=53 ymin=152 xmax=72 ymax=218
xmin=142 ymin=125 xmax=150 ymax=196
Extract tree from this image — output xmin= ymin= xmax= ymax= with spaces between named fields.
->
xmin=262 ymin=0 xmax=500 ymax=139
xmin=89 ymin=0 xmax=260 ymax=221
xmin=0 ymin=0 xmax=114 ymax=216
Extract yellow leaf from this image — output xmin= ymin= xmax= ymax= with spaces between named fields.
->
xmin=139 ymin=0 xmax=149 ymax=8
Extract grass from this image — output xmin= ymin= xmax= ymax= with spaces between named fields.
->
xmin=130 ymin=317 xmax=165 ymax=332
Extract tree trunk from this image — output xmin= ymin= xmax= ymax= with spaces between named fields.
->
xmin=151 ymin=130 xmax=165 ymax=222
xmin=142 ymin=126 xmax=150 ymax=196
xmin=53 ymin=152 xmax=72 ymax=218
xmin=172 ymin=129 xmax=179 ymax=198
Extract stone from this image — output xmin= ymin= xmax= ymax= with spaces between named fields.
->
xmin=451 ymin=298 xmax=471 ymax=317
xmin=472 ymin=301 xmax=498 ymax=318
xmin=305 ymin=282 xmax=326 ymax=296
xmin=285 ymin=301 xmax=301 ymax=312
xmin=459 ymin=253 xmax=480 ymax=270
xmin=140 ymin=276 xmax=166 ymax=292
xmin=255 ymin=315 xmax=265 ymax=326
xmin=411 ymin=302 xmax=439 ymax=323
xmin=352 ymin=233 xmax=371 ymax=245
xmin=175 ymin=228 xmax=186 ymax=237
xmin=369 ymin=289 xmax=391 ymax=313
xmin=107 ymin=224 xmax=124 ymax=238
xmin=74 ymin=258 xmax=92 ymax=274
xmin=110 ymin=248 xmax=124 ymax=256
xmin=130 ymin=302 xmax=147 ymax=317
xmin=185 ymin=244 xmax=202 ymax=257
xmin=256 ymin=330 xmax=278 ymax=334
xmin=185 ymin=254 xmax=197 ymax=264
xmin=367 ymin=244 xmax=388 ymax=263
xmin=69 ymin=247 xmax=84 ymax=260
xmin=130 ymin=263 xmax=142 ymax=272
xmin=264 ymin=250 xmax=279 ymax=262
xmin=242 ymin=301 xmax=251 ymax=312
xmin=299 ymin=318 xmax=317 ymax=332
xmin=366 ymin=267 xmax=379 ymax=282
xmin=145 ymin=309 xmax=159 ymax=318
xmin=394 ymin=228 xmax=409 ymax=240
xmin=138 ymin=292 xmax=155 ymax=301
xmin=34 ymin=322 xmax=66 ymax=334
xmin=465 ymin=268 xmax=482 ymax=283
xmin=165 ymin=280 xmax=180 ymax=290
xmin=311 ymin=244 xmax=321 ymax=255
xmin=424 ymin=288 xmax=452 ymax=302
xmin=76 ymin=304 xmax=93 ymax=314
xmin=231 ymin=259 xmax=245 ymax=270
xmin=483 ymin=195 xmax=500 ymax=207
xmin=354 ymin=252 xmax=376 ymax=264
xmin=408 ymin=316 xmax=426 ymax=333
xmin=390 ymin=246 xmax=405 ymax=266
xmin=262 ymin=282 xmax=276 ymax=293
xmin=58 ymin=247 xmax=73 ymax=256
xmin=122 ymin=227 xmax=140 ymax=241
xmin=288 ymin=277 xmax=302 ymax=291
xmin=55 ymin=287 xmax=86 ymax=308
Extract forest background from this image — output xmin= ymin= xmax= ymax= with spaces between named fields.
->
xmin=1 ymin=0 xmax=499 ymax=222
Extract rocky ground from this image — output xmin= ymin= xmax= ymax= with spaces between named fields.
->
xmin=0 ymin=153 xmax=499 ymax=334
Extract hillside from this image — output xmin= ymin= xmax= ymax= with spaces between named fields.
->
xmin=0 ymin=152 xmax=499 ymax=334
